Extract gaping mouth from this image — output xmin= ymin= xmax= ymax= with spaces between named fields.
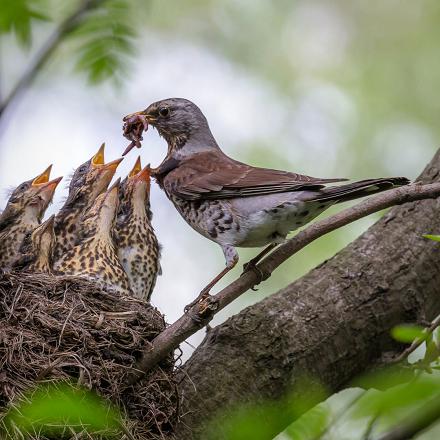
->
xmin=122 ymin=113 xmax=150 ymax=156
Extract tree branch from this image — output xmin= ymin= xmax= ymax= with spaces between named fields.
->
xmin=126 ymin=180 xmax=440 ymax=384
xmin=175 ymin=149 xmax=440 ymax=439
xmin=0 ymin=0 xmax=106 ymax=119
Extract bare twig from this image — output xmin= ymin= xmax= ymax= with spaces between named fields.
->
xmin=126 ymin=182 xmax=440 ymax=385
xmin=0 ymin=0 xmax=106 ymax=119
xmin=391 ymin=313 xmax=440 ymax=364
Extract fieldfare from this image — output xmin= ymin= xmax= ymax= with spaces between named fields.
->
xmin=54 ymin=143 xmax=123 ymax=260
xmin=115 ymin=157 xmax=161 ymax=301
xmin=122 ymin=98 xmax=409 ymax=308
xmin=0 ymin=166 xmax=62 ymax=270
xmin=54 ymin=179 xmax=131 ymax=295
xmin=12 ymin=215 xmax=56 ymax=273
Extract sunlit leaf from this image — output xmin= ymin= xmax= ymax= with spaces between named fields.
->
xmin=391 ymin=324 xmax=426 ymax=343
xmin=423 ymin=234 xmax=440 ymax=242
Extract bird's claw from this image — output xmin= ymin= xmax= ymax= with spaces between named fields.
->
xmin=184 ymin=288 xmax=210 ymax=313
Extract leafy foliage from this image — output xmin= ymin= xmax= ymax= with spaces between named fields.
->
xmin=0 ymin=0 xmax=49 ymax=46
xmin=0 ymin=0 xmax=138 ymax=86
xmin=69 ymin=0 xmax=137 ymax=84
xmin=391 ymin=324 xmax=426 ymax=343
xmin=0 ymin=382 xmax=122 ymax=438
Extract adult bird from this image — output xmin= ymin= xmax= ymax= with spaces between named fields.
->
xmin=122 ymin=98 xmax=409 ymax=308
xmin=12 ymin=215 xmax=56 ymax=273
xmin=54 ymin=143 xmax=123 ymax=260
xmin=0 ymin=166 xmax=62 ymax=270
xmin=54 ymin=179 xmax=131 ymax=295
xmin=115 ymin=156 xmax=161 ymax=301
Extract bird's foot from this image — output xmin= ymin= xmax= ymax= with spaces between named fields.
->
xmin=185 ymin=289 xmax=219 ymax=324
xmin=184 ymin=287 xmax=211 ymax=313
xmin=241 ymin=260 xmax=265 ymax=290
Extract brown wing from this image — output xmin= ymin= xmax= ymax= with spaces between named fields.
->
xmin=162 ymin=150 xmax=347 ymax=201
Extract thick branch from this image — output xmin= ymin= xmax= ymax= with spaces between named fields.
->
xmin=127 ymin=180 xmax=440 ymax=384
xmin=176 ymin=150 xmax=440 ymax=439
xmin=0 ymin=0 xmax=105 ymax=118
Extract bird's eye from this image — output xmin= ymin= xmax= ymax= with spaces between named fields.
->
xmin=78 ymin=165 xmax=87 ymax=173
xmin=19 ymin=183 xmax=28 ymax=191
xmin=158 ymin=107 xmax=170 ymax=118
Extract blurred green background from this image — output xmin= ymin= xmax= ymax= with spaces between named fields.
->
xmin=0 ymin=0 xmax=438 ymax=350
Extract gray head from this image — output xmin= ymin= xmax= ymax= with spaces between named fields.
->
xmin=129 ymin=98 xmax=219 ymax=155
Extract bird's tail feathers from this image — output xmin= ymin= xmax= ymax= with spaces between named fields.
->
xmin=315 ymin=177 xmax=410 ymax=203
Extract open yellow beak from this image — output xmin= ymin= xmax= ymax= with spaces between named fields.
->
xmin=100 ymin=157 xmax=124 ymax=174
xmin=91 ymin=143 xmax=106 ymax=167
xmin=38 ymin=176 xmax=63 ymax=201
xmin=128 ymin=156 xmax=142 ymax=178
xmin=32 ymin=165 xmax=52 ymax=186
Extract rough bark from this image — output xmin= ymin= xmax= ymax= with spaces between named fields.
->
xmin=176 ymin=150 xmax=440 ymax=439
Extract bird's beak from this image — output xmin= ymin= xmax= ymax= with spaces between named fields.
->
xmin=134 ymin=164 xmax=151 ymax=182
xmin=38 ymin=176 xmax=63 ymax=202
xmin=32 ymin=164 xmax=52 ymax=186
xmin=136 ymin=165 xmax=151 ymax=194
xmin=123 ymin=109 xmax=154 ymax=122
xmin=128 ymin=156 xmax=142 ymax=178
xmin=91 ymin=143 xmax=106 ymax=167
xmin=99 ymin=157 xmax=124 ymax=174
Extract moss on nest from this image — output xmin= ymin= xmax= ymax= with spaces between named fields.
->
xmin=0 ymin=272 xmax=178 ymax=439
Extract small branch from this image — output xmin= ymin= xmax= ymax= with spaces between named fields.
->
xmin=126 ymin=182 xmax=440 ymax=385
xmin=391 ymin=313 xmax=440 ymax=364
xmin=377 ymin=394 xmax=440 ymax=440
xmin=0 ymin=0 xmax=106 ymax=119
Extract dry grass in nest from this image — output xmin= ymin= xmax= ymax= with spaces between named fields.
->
xmin=0 ymin=271 xmax=178 ymax=439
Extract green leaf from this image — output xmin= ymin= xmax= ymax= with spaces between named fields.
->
xmin=69 ymin=0 xmax=136 ymax=84
xmin=353 ymin=374 xmax=440 ymax=419
xmin=1 ymin=382 xmax=121 ymax=437
xmin=423 ymin=234 xmax=440 ymax=242
xmin=391 ymin=324 xmax=426 ymax=343
xmin=0 ymin=0 xmax=50 ymax=46
xmin=285 ymin=403 xmax=329 ymax=440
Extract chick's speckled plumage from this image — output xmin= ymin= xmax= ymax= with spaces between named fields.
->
xmin=54 ymin=143 xmax=122 ymax=260
xmin=12 ymin=215 xmax=56 ymax=273
xmin=0 ymin=167 xmax=61 ymax=270
xmin=54 ymin=180 xmax=131 ymax=295
xmin=115 ymin=158 xmax=161 ymax=301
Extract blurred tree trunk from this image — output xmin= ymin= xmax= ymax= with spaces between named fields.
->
xmin=176 ymin=150 xmax=440 ymax=439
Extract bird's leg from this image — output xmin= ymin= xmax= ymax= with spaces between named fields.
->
xmin=241 ymin=243 xmax=278 ymax=290
xmin=242 ymin=243 xmax=278 ymax=274
xmin=184 ymin=246 xmax=238 ymax=313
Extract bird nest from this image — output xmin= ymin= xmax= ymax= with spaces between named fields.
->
xmin=0 ymin=271 xmax=178 ymax=439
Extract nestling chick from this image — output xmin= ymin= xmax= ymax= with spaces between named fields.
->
xmin=0 ymin=166 xmax=61 ymax=270
xmin=12 ymin=215 xmax=56 ymax=273
xmin=54 ymin=179 xmax=131 ymax=295
xmin=115 ymin=157 xmax=161 ymax=301
xmin=54 ymin=143 xmax=123 ymax=260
